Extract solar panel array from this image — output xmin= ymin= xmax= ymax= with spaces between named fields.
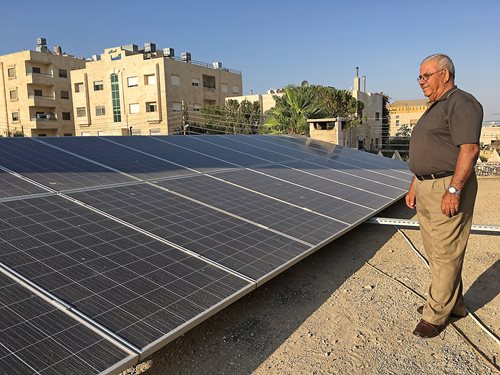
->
xmin=0 ymin=135 xmax=412 ymax=374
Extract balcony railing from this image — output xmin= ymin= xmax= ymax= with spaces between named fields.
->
xmin=31 ymin=113 xmax=56 ymax=121
xmin=27 ymin=71 xmax=54 ymax=77
xmin=28 ymin=94 xmax=55 ymax=100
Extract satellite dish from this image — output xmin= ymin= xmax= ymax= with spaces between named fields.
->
xmin=301 ymin=80 xmax=309 ymax=87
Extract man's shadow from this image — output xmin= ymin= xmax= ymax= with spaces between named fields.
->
xmin=465 ymin=259 xmax=499 ymax=313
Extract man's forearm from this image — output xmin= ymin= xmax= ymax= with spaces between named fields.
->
xmin=450 ymin=144 xmax=479 ymax=190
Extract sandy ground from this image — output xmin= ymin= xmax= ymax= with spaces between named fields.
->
xmin=124 ymin=177 xmax=499 ymax=375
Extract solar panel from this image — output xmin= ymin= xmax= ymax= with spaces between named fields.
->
xmin=69 ymin=183 xmax=310 ymax=281
xmin=0 ymin=169 xmax=47 ymax=199
xmin=0 ymin=138 xmax=134 ymax=191
xmin=40 ymin=137 xmax=197 ymax=182
xmin=0 ymin=272 xmax=135 ymax=375
xmin=0 ymin=135 xmax=413 ymax=374
xmin=0 ymin=196 xmax=252 ymax=352
xmin=154 ymin=174 xmax=347 ymax=244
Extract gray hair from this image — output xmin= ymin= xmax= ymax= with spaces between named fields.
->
xmin=421 ymin=54 xmax=455 ymax=78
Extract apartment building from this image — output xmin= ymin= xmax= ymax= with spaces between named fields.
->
xmin=71 ymin=43 xmax=242 ymax=136
xmin=388 ymin=99 xmax=428 ymax=136
xmin=0 ymin=38 xmax=86 ymax=137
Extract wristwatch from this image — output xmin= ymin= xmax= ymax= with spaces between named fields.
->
xmin=447 ymin=185 xmax=461 ymax=196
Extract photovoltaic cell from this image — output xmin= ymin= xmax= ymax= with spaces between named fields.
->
xmin=0 ymin=196 xmax=252 ymax=349
xmin=69 ymin=183 xmax=310 ymax=281
xmin=105 ymin=136 xmax=238 ymax=173
xmin=0 ymin=273 xmax=133 ymax=375
xmin=208 ymin=169 xmax=375 ymax=223
xmin=155 ymin=175 xmax=347 ymax=244
xmin=0 ymin=138 xmax=133 ymax=191
xmin=0 ymin=170 xmax=47 ymax=199
xmin=40 ymin=137 xmax=195 ymax=181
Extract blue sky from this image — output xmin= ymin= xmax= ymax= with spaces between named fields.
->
xmin=1 ymin=0 xmax=498 ymax=122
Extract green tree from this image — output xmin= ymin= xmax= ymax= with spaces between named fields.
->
xmin=263 ymin=86 xmax=324 ymax=135
xmin=263 ymin=85 xmax=364 ymax=135
xmin=395 ymin=124 xmax=412 ymax=137
xmin=201 ymin=99 xmax=262 ymax=134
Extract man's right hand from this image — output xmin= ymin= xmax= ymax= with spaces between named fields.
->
xmin=405 ymin=177 xmax=416 ymax=209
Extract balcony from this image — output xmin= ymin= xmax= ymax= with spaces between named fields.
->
xmin=26 ymin=71 xmax=54 ymax=86
xmin=30 ymin=113 xmax=59 ymax=130
xmin=28 ymin=94 xmax=56 ymax=108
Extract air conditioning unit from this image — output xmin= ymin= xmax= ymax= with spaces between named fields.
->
xmin=181 ymin=52 xmax=191 ymax=63
xmin=144 ymin=42 xmax=156 ymax=53
xmin=163 ymin=48 xmax=174 ymax=58
xmin=212 ymin=61 xmax=222 ymax=69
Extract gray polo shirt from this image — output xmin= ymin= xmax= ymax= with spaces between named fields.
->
xmin=409 ymin=86 xmax=483 ymax=176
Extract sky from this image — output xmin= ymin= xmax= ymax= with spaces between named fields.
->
xmin=1 ymin=0 xmax=499 ymax=123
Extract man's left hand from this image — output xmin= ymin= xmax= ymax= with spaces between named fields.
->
xmin=441 ymin=192 xmax=460 ymax=217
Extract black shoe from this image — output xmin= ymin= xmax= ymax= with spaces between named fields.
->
xmin=417 ymin=305 xmax=467 ymax=319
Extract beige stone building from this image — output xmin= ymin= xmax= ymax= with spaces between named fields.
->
xmin=71 ymin=43 xmax=242 ymax=136
xmin=226 ymin=90 xmax=284 ymax=114
xmin=350 ymin=68 xmax=384 ymax=150
xmin=388 ymin=99 xmax=428 ymax=136
xmin=308 ymin=117 xmax=348 ymax=145
xmin=0 ymin=38 xmax=86 ymax=137
xmin=480 ymin=125 xmax=500 ymax=146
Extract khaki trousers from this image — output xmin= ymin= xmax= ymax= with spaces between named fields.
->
xmin=415 ymin=173 xmax=477 ymax=325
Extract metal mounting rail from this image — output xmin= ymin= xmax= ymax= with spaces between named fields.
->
xmin=367 ymin=217 xmax=500 ymax=233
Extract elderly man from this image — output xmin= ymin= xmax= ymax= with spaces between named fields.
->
xmin=405 ymin=54 xmax=483 ymax=338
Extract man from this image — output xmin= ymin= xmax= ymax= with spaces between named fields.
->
xmin=406 ymin=54 xmax=483 ymax=338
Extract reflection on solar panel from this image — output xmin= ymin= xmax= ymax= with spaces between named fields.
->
xmin=0 ymin=135 xmax=412 ymax=373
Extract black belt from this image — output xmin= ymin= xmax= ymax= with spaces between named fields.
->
xmin=415 ymin=171 xmax=454 ymax=181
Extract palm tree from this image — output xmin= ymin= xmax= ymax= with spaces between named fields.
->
xmin=264 ymin=86 xmax=323 ymax=134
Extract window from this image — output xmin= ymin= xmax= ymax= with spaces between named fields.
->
xmin=7 ymin=67 xmax=15 ymax=78
xmin=12 ymin=112 xmax=19 ymax=122
xmin=63 ymin=133 xmax=72 ymax=136
xmin=9 ymin=89 xmax=18 ymax=100
xmin=396 ymin=120 xmax=400 ymax=126
xmin=192 ymin=79 xmax=199 ymax=87
xmin=202 ymin=74 xmax=216 ymax=89
xmin=74 ymin=82 xmax=84 ymax=92
xmin=110 ymin=73 xmax=121 ymax=122
xmin=172 ymin=102 xmax=182 ymax=112
xmin=94 ymin=81 xmax=104 ymax=91
xmin=58 ymin=69 xmax=67 ymax=78
xmin=76 ymin=107 xmax=86 ymax=117
xmin=146 ymin=101 xmax=157 ymax=112
xmin=127 ymin=76 xmax=138 ymax=87
xmin=375 ymin=112 xmax=380 ymax=121
xmin=170 ymin=75 xmax=180 ymax=86
xmin=34 ymin=89 xmax=43 ymax=97
xmin=62 ymin=112 xmax=71 ymax=120
xmin=60 ymin=90 xmax=70 ymax=99
xmin=232 ymin=85 xmax=239 ymax=94
xmin=145 ymin=74 xmax=156 ymax=85
xmin=32 ymin=67 xmax=41 ymax=74
xmin=150 ymin=128 xmax=161 ymax=135
xmin=221 ymin=83 xmax=228 ymax=93
xmin=129 ymin=103 xmax=140 ymax=114
xmin=96 ymin=106 xmax=105 ymax=116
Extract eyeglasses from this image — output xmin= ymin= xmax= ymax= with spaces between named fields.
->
xmin=417 ymin=69 xmax=445 ymax=82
